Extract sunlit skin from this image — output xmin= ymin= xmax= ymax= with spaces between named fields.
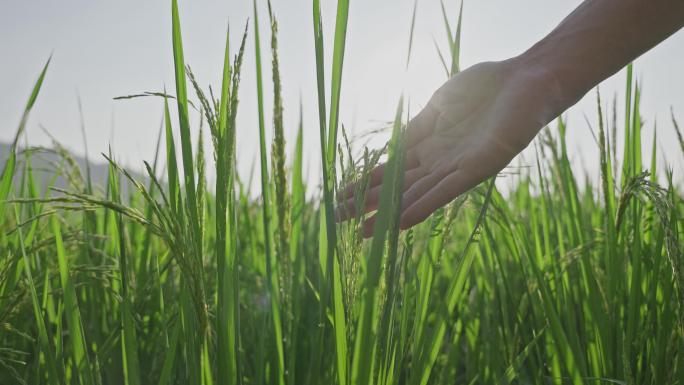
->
xmin=337 ymin=0 xmax=684 ymax=237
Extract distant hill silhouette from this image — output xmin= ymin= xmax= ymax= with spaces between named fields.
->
xmin=0 ymin=142 xmax=147 ymax=197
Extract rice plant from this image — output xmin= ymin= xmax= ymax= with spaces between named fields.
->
xmin=1 ymin=1 xmax=682 ymax=385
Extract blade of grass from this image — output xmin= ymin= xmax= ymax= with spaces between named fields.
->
xmin=327 ymin=0 xmax=350 ymax=168
xmin=171 ymin=0 xmax=201 ymax=252
xmin=171 ymin=1 xmax=205 ymax=382
xmin=108 ymin=152 xmax=142 ymax=385
xmin=164 ymin=95 xmax=181 ymax=216
xmin=253 ymin=2 xmax=285 ymax=383
xmin=351 ymin=97 xmax=405 ymax=385
xmin=157 ymin=319 xmax=181 ymax=385
xmin=215 ymin=22 xmax=240 ymax=385
xmin=496 ymin=327 xmax=547 ymax=385
xmin=451 ymin=1 xmax=463 ymax=75
xmin=410 ymin=179 xmax=496 ymax=385
xmin=52 ymin=215 xmax=95 ymax=385
xmin=288 ymin=100 xmax=305 ymax=385
xmin=13 ymin=205 xmax=61 ymax=385
xmin=310 ymin=3 xmax=337 ymax=381
xmin=405 ymin=0 xmax=419 ymax=69
xmin=621 ymin=64 xmax=633 ymax=186
xmin=1 ymin=57 xmax=50 ymax=223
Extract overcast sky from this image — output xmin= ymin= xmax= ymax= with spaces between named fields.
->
xmin=2 ymin=0 xmax=683 ymax=190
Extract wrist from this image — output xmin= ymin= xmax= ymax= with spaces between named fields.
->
xmin=514 ymin=47 xmax=575 ymax=118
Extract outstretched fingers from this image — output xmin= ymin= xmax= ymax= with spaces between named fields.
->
xmin=361 ymin=168 xmax=474 ymax=238
xmin=336 ymin=101 xmax=441 ymax=233
xmin=336 ymin=101 xmax=437 ymax=210
xmin=336 ymin=150 xmax=419 ymax=211
xmin=336 ymin=166 xmax=426 ymax=222
xmin=399 ymin=170 xmax=475 ymax=229
xmin=360 ymin=168 xmax=448 ymax=238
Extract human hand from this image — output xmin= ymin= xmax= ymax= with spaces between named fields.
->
xmin=337 ymin=58 xmax=562 ymax=237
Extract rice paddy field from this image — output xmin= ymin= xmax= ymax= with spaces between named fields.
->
xmin=1 ymin=1 xmax=683 ymax=384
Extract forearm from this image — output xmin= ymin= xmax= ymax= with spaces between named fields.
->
xmin=518 ymin=0 xmax=684 ymax=114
